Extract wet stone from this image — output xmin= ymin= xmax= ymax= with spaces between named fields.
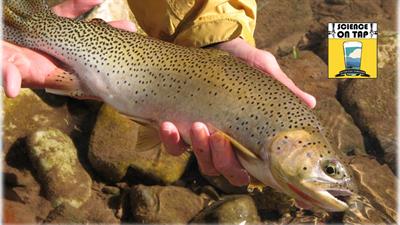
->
xmin=343 ymin=194 xmax=396 ymax=225
xmin=3 ymin=199 xmax=37 ymax=224
xmin=339 ymin=68 xmax=396 ymax=171
xmin=203 ymin=175 xmax=247 ymax=194
xmin=130 ymin=185 xmax=205 ymax=224
xmin=44 ymin=203 xmax=87 ymax=224
xmin=287 ymin=210 xmax=331 ymax=225
xmin=89 ymin=104 xmax=190 ymax=183
xmin=378 ymin=31 xmax=397 ymax=69
xmin=255 ymin=0 xmax=313 ymax=50
xmin=348 ymin=155 xmax=397 ymax=222
xmin=250 ymin=188 xmax=293 ymax=220
xmin=314 ymin=97 xmax=366 ymax=156
xmin=27 ymin=128 xmax=92 ymax=208
xmin=192 ymin=195 xmax=260 ymax=225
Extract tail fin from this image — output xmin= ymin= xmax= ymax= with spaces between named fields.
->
xmin=4 ymin=0 xmax=50 ymax=29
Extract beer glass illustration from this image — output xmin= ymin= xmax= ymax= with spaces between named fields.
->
xmin=343 ymin=41 xmax=362 ymax=71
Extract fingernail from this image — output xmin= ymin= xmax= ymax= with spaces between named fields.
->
xmin=193 ymin=122 xmax=206 ymax=131
xmin=161 ymin=123 xmax=174 ymax=135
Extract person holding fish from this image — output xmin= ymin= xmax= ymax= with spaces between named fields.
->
xmin=2 ymin=0 xmax=316 ymax=187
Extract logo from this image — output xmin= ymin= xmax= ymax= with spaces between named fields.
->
xmin=328 ymin=23 xmax=378 ymax=79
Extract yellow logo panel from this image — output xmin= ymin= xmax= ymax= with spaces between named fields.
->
xmin=328 ymin=23 xmax=377 ymax=79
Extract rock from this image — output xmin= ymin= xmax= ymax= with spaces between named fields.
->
xmin=378 ymin=31 xmax=397 ymax=69
xmin=314 ymin=97 xmax=365 ymax=155
xmin=348 ymin=155 xmax=397 ymax=222
xmin=339 ymin=68 xmax=396 ymax=171
xmin=287 ymin=210 xmax=331 ymax=224
xmin=192 ymin=195 xmax=260 ymax=225
xmin=3 ymin=89 xmax=73 ymax=151
xmin=27 ymin=128 xmax=92 ymax=208
xmin=203 ymin=175 xmax=247 ymax=194
xmin=255 ymin=0 xmax=313 ymax=49
xmin=311 ymin=0 xmax=396 ymax=31
xmin=343 ymin=194 xmax=396 ymax=224
xmin=3 ymin=89 xmax=75 ymax=187
xmin=130 ymin=185 xmax=205 ymax=224
xmin=250 ymin=188 xmax=293 ymax=220
xmin=325 ymin=0 xmax=349 ymax=4
xmin=44 ymin=203 xmax=87 ymax=224
xmin=102 ymin=185 xmax=121 ymax=196
xmin=3 ymin=199 xmax=37 ymax=224
xmin=84 ymin=189 xmax=121 ymax=223
xmin=278 ymin=51 xmax=339 ymax=100
xmin=89 ymin=105 xmax=190 ymax=183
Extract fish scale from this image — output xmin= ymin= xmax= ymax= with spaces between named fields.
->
xmin=4 ymin=0 xmax=356 ymax=212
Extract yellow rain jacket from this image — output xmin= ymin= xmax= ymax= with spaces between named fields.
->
xmin=126 ymin=0 xmax=256 ymax=47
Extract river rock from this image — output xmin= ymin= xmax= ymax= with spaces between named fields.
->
xmin=44 ymin=203 xmax=87 ymax=224
xmin=287 ymin=210 xmax=331 ymax=224
xmin=203 ymin=175 xmax=247 ymax=194
xmin=348 ymin=155 xmax=397 ymax=222
xmin=311 ymin=0 xmax=396 ymax=31
xmin=378 ymin=31 xmax=397 ymax=69
xmin=3 ymin=199 xmax=37 ymax=224
xmin=278 ymin=51 xmax=339 ymax=100
xmin=339 ymin=68 xmax=396 ymax=171
xmin=343 ymin=194 xmax=395 ymax=225
xmin=255 ymin=0 xmax=313 ymax=50
xmin=130 ymin=185 xmax=205 ymax=224
xmin=27 ymin=128 xmax=92 ymax=208
xmin=250 ymin=188 xmax=293 ymax=220
xmin=3 ymin=89 xmax=74 ymax=187
xmin=192 ymin=195 xmax=260 ymax=225
xmin=89 ymin=105 xmax=190 ymax=183
xmin=314 ymin=97 xmax=365 ymax=155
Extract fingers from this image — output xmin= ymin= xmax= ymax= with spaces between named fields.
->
xmin=108 ymin=20 xmax=137 ymax=32
xmin=160 ymin=121 xmax=187 ymax=156
xmin=190 ymin=122 xmax=220 ymax=176
xmin=249 ymin=49 xmax=316 ymax=109
xmin=209 ymin=132 xmax=250 ymax=186
xmin=52 ymin=0 xmax=103 ymax=18
xmin=2 ymin=62 xmax=22 ymax=98
xmin=214 ymin=38 xmax=316 ymax=109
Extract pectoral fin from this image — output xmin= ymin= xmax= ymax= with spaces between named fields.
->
xmin=135 ymin=125 xmax=161 ymax=152
xmin=44 ymin=68 xmax=99 ymax=100
xmin=212 ymin=130 xmax=259 ymax=160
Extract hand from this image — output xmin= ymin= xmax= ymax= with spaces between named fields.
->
xmin=214 ymin=38 xmax=316 ymax=108
xmin=160 ymin=122 xmax=250 ymax=186
xmin=161 ymin=38 xmax=317 ymax=187
xmin=2 ymin=0 xmax=136 ymax=98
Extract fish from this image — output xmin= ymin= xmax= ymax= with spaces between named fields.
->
xmin=4 ymin=0 xmax=357 ymax=211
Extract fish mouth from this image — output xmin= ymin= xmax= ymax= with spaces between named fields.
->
xmin=316 ymin=188 xmax=352 ymax=211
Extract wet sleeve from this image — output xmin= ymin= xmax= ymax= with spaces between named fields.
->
xmin=126 ymin=0 xmax=256 ymax=47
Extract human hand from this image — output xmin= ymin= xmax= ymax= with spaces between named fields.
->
xmin=160 ymin=122 xmax=250 ymax=186
xmin=2 ymin=0 xmax=136 ymax=98
xmin=214 ymin=37 xmax=316 ymax=108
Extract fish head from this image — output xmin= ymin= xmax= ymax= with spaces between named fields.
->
xmin=267 ymin=129 xmax=357 ymax=212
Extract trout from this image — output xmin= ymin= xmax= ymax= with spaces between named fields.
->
xmin=4 ymin=0 xmax=356 ymax=211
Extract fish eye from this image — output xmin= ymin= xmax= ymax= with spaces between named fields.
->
xmin=321 ymin=160 xmax=345 ymax=179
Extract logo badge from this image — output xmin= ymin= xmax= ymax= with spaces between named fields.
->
xmin=328 ymin=23 xmax=378 ymax=79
